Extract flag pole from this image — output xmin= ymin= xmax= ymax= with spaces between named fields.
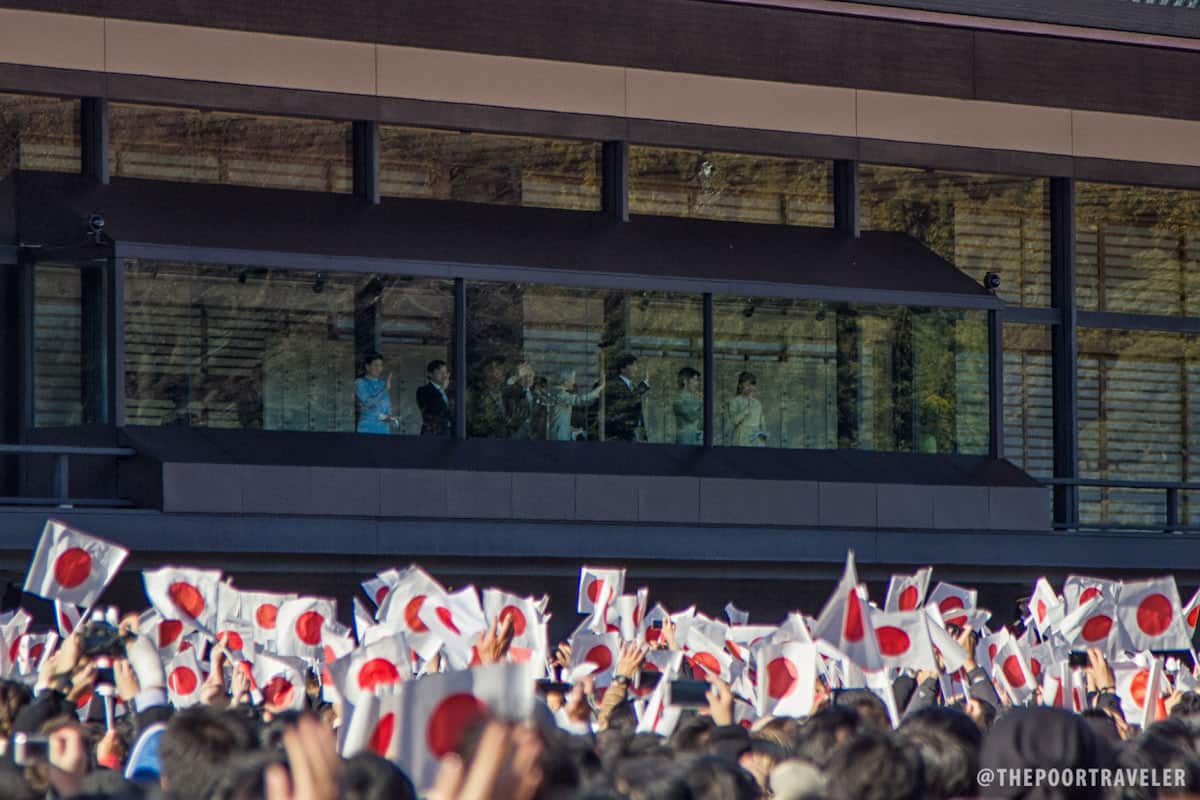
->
xmin=598 ymin=350 xmax=606 ymax=441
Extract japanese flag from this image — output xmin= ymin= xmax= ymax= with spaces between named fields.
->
xmin=578 ymin=567 xmax=624 ymax=615
xmin=1183 ymin=589 xmax=1200 ymax=634
xmin=726 ymin=625 xmax=776 ymax=663
xmin=166 ymin=648 xmax=206 ymax=709
xmin=685 ymin=627 xmax=733 ymax=682
xmin=568 ymin=632 xmax=620 ymax=685
xmin=237 ymin=591 xmax=298 ymax=651
xmin=13 ymin=631 xmax=56 ymax=676
xmin=392 ymin=662 xmax=535 ymax=791
xmin=24 ymin=520 xmax=128 ymax=608
xmin=755 ymin=641 xmax=817 ymax=718
xmin=417 ymin=586 xmax=487 ymax=669
xmin=636 ymin=672 xmax=684 ymax=737
xmin=811 ymin=552 xmax=882 ymax=672
xmin=376 ymin=566 xmax=450 ymax=659
xmin=275 ymin=597 xmax=337 ymax=661
xmin=725 ymin=602 xmax=749 ymax=626
xmin=214 ymin=620 xmax=254 ymax=658
xmin=143 ymin=566 xmax=222 ymax=633
xmin=140 ymin=609 xmax=185 ymax=656
xmin=363 ymin=568 xmax=402 ymax=609
xmin=885 ymin=568 xmax=932 ymax=612
xmin=1064 ymin=576 xmax=1120 ymax=613
xmin=1057 ymin=594 xmax=1118 ymax=653
xmin=254 ymin=653 xmax=308 ymax=712
xmin=1030 ymin=577 xmax=1065 ymax=635
xmin=1115 ymin=659 xmax=1166 ymax=729
xmin=326 ymin=634 xmax=410 ymax=707
xmin=928 ymin=582 xmax=978 ymax=628
xmin=870 ymin=609 xmax=936 ymax=672
xmin=54 ymin=601 xmax=82 ymax=639
xmin=1116 ymin=578 xmax=1192 ymax=653
xmin=992 ymin=637 xmax=1035 ymax=705
xmin=482 ymin=589 xmax=547 ymax=667
xmin=975 ymin=628 xmax=1011 ymax=676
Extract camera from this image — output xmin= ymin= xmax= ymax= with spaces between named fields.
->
xmin=984 ymin=271 xmax=1001 ymax=292
xmin=86 ymin=213 xmax=105 ymax=233
xmin=12 ymin=733 xmax=49 ymax=767
xmin=78 ymin=621 xmax=131 ymax=658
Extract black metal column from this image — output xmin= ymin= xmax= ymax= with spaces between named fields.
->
xmin=988 ymin=309 xmax=1004 ymax=459
xmin=106 ymin=258 xmax=123 ymax=426
xmin=354 ymin=277 xmax=384 ymax=358
xmin=352 ymin=121 xmax=380 ymax=205
xmin=453 ymin=278 xmax=467 ymax=440
xmin=1050 ymin=177 xmax=1079 ymax=526
xmin=703 ymin=293 xmax=714 ymax=448
xmin=602 ymin=141 xmax=629 ymax=223
xmin=80 ymin=265 xmax=107 ymax=424
xmin=81 ymin=98 xmax=109 ymax=185
xmin=833 ymin=160 xmax=859 ymax=238
xmin=16 ymin=256 xmax=34 ymax=434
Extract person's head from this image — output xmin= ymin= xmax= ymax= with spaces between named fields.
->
xmin=159 ymin=707 xmax=259 ymax=798
xmin=736 ymin=372 xmax=757 ymax=396
xmin=682 ymin=755 xmax=760 ymax=800
xmin=558 ymin=367 xmax=578 ymax=389
xmin=616 ymin=354 xmax=639 ymax=379
xmin=342 ymin=752 xmax=417 ymax=800
xmin=1170 ymin=691 xmax=1200 ymax=719
xmin=900 ymin=707 xmax=982 ymax=800
xmin=980 ymin=707 xmax=1114 ymax=799
xmin=0 ymin=680 xmax=31 ymax=738
xmin=481 ymin=356 xmax=506 ymax=386
xmin=824 ymin=730 xmax=924 ymax=800
xmin=362 ymin=352 xmax=384 ymax=378
xmin=678 ymin=367 xmax=701 ymax=392
xmin=793 ymin=707 xmax=862 ymax=768
xmin=427 ymin=359 xmax=449 ymax=387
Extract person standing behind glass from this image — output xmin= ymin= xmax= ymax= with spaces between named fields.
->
xmin=416 ymin=359 xmax=452 ymax=436
xmin=544 ymin=368 xmax=605 ymax=442
xmin=673 ymin=367 xmax=703 ymax=445
xmin=605 ymin=354 xmax=651 ymax=442
xmin=726 ymin=371 xmax=768 ymax=447
xmin=355 ymin=352 xmax=394 ymax=434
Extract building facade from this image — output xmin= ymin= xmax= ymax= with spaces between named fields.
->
xmin=2 ymin=0 xmax=1200 ymax=625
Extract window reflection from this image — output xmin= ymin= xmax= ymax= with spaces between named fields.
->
xmin=0 ymin=93 xmax=80 ymax=180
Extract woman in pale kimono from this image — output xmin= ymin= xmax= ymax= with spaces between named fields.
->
xmin=542 ymin=367 xmax=605 ymax=442
xmin=673 ymin=367 xmax=703 ymax=445
xmin=726 ymin=371 xmax=767 ymax=447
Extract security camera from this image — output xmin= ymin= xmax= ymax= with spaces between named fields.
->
xmin=86 ymin=213 xmax=104 ymax=233
xmin=698 ymin=161 xmax=715 ymax=178
xmin=984 ymin=272 xmax=1001 ymax=292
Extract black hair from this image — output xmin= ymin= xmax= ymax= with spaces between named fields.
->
xmin=361 ymin=351 xmax=383 ymax=371
xmin=614 ymin=354 xmax=639 ymax=372
xmin=677 ymin=367 xmax=700 ymax=388
xmin=426 ymin=359 xmax=448 ymax=376
xmin=159 ymin=707 xmax=258 ymax=799
xmin=736 ymin=371 xmax=757 ymax=392
xmin=681 ymin=755 xmax=760 ymax=800
xmin=900 ymin=707 xmax=981 ymax=800
xmin=824 ymin=730 xmax=925 ymax=800
xmin=342 ymin=752 xmax=418 ymax=800
xmin=793 ymin=706 xmax=863 ymax=768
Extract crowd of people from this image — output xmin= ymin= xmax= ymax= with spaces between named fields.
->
xmin=6 ymin=522 xmax=1200 ymax=799
xmin=354 ymin=352 xmax=770 ymax=446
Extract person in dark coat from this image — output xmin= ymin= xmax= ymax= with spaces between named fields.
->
xmin=604 ymin=354 xmax=651 ymax=442
xmin=416 ymin=359 xmax=452 ymax=437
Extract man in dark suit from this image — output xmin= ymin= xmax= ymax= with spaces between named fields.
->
xmin=605 ymin=353 xmax=651 ymax=442
xmin=416 ymin=359 xmax=452 ymax=436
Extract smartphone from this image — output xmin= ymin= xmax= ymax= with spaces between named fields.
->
xmin=535 ymin=679 xmax=573 ymax=695
xmin=637 ymin=668 xmax=662 ymax=689
xmin=12 ymin=733 xmax=49 ymax=767
xmin=1067 ymin=651 xmax=1089 ymax=668
xmin=651 ymin=620 xmax=664 ymax=629
xmin=664 ymin=680 xmax=710 ymax=708
xmin=95 ymin=666 xmax=116 ymax=686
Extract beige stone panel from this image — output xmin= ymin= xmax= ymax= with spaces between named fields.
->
xmin=0 ymin=9 xmax=104 ymax=71
xmin=106 ymin=19 xmax=375 ymax=95
xmin=377 ymin=45 xmax=625 ymax=116
xmin=857 ymin=89 xmax=1073 ymax=154
xmin=626 ymin=68 xmax=856 ymax=135
xmin=1073 ymin=109 xmax=1200 ymax=167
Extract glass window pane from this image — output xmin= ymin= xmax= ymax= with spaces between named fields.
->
xmin=1002 ymin=323 xmax=1052 ymax=479
xmin=0 ymin=93 xmax=80 ymax=180
xmin=1077 ymin=328 xmax=1195 ymax=527
xmin=860 ymin=165 xmax=1051 ymax=307
xmin=1076 ymin=182 xmax=1200 ymax=316
xmin=108 ymin=104 xmax=353 ymax=193
xmin=629 ymin=146 xmax=833 ymax=226
xmin=466 ymin=284 xmax=704 ymax=443
xmin=34 ymin=265 xmax=108 ymax=427
xmin=124 ymin=263 xmax=454 ymax=433
xmin=379 ymin=127 xmax=601 ymax=211
xmin=712 ymin=297 xmax=988 ymax=453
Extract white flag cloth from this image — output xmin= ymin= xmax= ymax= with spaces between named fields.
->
xmin=636 ymin=672 xmax=684 ymax=736
xmin=577 ymin=567 xmax=625 ymax=615
xmin=54 ymin=601 xmax=82 ymax=639
xmin=1064 ymin=576 xmax=1120 ymax=613
xmin=340 ymin=693 xmax=398 ymax=760
xmin=755 ymin=642 xmax=817 ymax=718
xmin=1183 ymin=589 xmax=1200 ymax=634
xmin=928 ymin=582 xmax=978 ymax=627
xmin=684 ymin=627 xmax=733 ymax=682
xmin=1115 ymin=658 xmax=1165 ymax=729
xmin=567 ymin=632 xmax=620 ymax=685
xmin=884 ymin=568 xmax=932 ymax=612
xmin=376 ymin=566 xmax=450 ymax=661
xmin=14 ymin=631 xmax=57 ymax=676
xmin=214 ymin=620 xmax=253 ymax=658
xmin=992 ymin=636 xmax=1035 ymax=705
xmin=1030 ymin=578 xmax=1065 ymax=635
xmin=166 ymin=648 xmax=206 ymax=709
xmin=24 ymin=520 xmax=128 ymax=608
xmin=275 ymin=597 xmax=337 ymax=660
xmin=236 ymin=591 xmax=298 ymax=652
xmin=1057 ymin=594 xmax=1118 ymax=653
xmin=139 ymin=609 xmax=185 ymax=657
xmin=811 ymin=552 xmax=882 ymax=672
xmin=363 ymin=568 xmax=402 ymax=609
xmin=326 ymin=634 xmax=410 ymax=707
xmin=392 ymin=662 xmax=535 ymax=791
xmin=481 ymin=589 xmax=548 ymax=668
xmin=416 ymin=586 xmax=487 ymax=669
xmin=725 ymin=603 xmax=749 ymax=626
xmin=870 ymin=608 xmax=936 ymax=672
xmin=975 ymin=628 xmax=1011 ymax=677
xmin=726 ymin=625 xmax=777 ymax=663
xmin=1116 ymin=578 xmax=1193 ymax=653
xmin=254 ymin=653 xmax=308 ymax=711
xmin=143 ymin=566 xmax=222 ymax=633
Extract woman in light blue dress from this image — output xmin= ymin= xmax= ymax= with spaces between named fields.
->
xmin=355 ymin=352 xmax=394 ymax=434
xmin=542 ymin=367 xmax=605 ymax=441
xmin=673 ymin=367 xmax=703 ymax=445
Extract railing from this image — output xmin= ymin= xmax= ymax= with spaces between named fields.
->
xmin=1045 ymin=477 xmax=1200 ymax=534
xmin=0 ymin=444 xmax=136 ymax=508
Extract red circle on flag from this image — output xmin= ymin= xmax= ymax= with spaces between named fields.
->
xmin=1131 ymin=669 xmax=1149 ymax=707
xmin=8 ymin=635 xmax=22 ymax=664
xmin=939 ymin=596 xmax=967 ymax=627
xmin=843 ymin=593 xmax=865 ymax=643
xmin=1036 ymin=599 xmax=1047 ymax=623
xmin=370 ymin=712 xmax=396 ymax=757
xmin=1190 ymin=606 xmax=1200 ymax=629
xmin=509 ymin=646 xmax=534 ymax=664
xmin=179 ymin=641 xmax=193 ymax=653
xmin=53 ymin=548 xmax=92 ymax=589
xmin=263 ymin=676 xmax=295 ymax=709
xmin=585 ymin=645 xmax=613 ymax=673
xmin=323 ymin=645 xmax=337 ymax=664
xmin=586 ymin=579 xmax=602 ymax=603
xmin=646 ymin=627 xmax=662 ymax=644
xmin=1136 ymin=594 xmax=1173 ymax=637
xmin=219 ymin=631 xmax=244 ymax=651
xmin=168 ymin=582 xmax=206 ymax=618
xmin=1031 ymin=658 xmax=1042 ymax=678
xmin=876 ymin=626 xmax=911 ymax=656
xmin=1054 ymin=684 xmax=1064 ymax=706
xmin=357 ymin=658 xmax=402 ymax=692
xmin=1082 ymin=614 xmax=1113 ymax=643
xmin=256 ymin=603 xmax=279 ymax=629
xmin=159 ymin=620 xmax=183 ymax=648
xmin=295 ymin=611 xmax=325 ymax=646
xmin=28 ymin=642 xmax=44 ymax=664
xmin=405 ymin=596 xmax=429 ymax=633
xmin=59 ymin=610 xmax=74 ymax=634
xmin=375 ymin=586 xmax=389 ymax=606
xmin=436 ymin=606 xmax=461 ymax=635
xmin=898 ymin=585 xmax=919 ymax=611
xmin=988 ymin=644 xmax=999 ymax=662
xmin=766 ymin=657 xmax=798 ymax=699
xmin=499 ymin=606 xmax=527 ymax=636
xmin=633 ymin=604 xmax=644 ymax=626
xmin=1002 ymin=655 xmax=1026 ymax=688
xmin=691 ymin=651 xmax=721 ymax=676
xmin=427 ymin=693 xmax=489 ymax=758
xmin=1080 ymin=587 xmax=1102 ymax=604
xmin=169 ymin=665 xmax=198 ymax=695
xmin=75 ymin=690 xmax=93 ymax=710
